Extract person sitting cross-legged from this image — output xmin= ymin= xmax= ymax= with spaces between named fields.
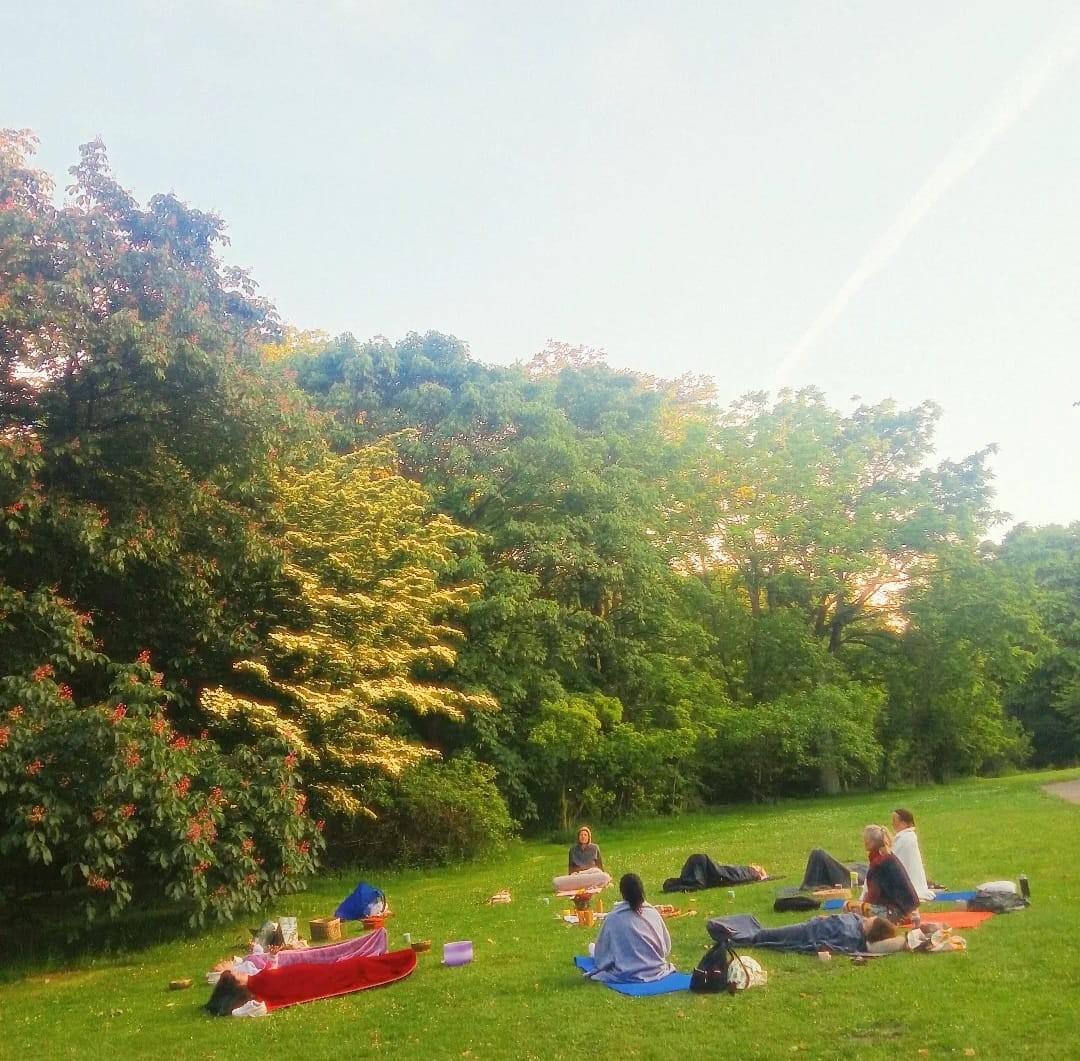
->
xmin=890 ymin=808 xmax=936 ymax=902
xmin=584 ymin=873 xmax=676 ymax=984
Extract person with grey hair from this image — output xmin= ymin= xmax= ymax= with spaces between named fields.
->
xmin=845 ymin=824 xmax=920 ymax=923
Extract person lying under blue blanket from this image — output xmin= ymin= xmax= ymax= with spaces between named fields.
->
xmin=707 ymin=912 xmax=901 ymax=955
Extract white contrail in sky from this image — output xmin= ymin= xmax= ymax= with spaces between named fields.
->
xmin=773 ymin=14 xmax=1080 ymax=389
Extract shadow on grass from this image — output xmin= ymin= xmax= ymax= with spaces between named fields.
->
xmin=0 ymin=894 xmax=227 ymax=982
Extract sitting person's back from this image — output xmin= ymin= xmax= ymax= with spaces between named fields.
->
xmin=568 ymin=825 xmax=604 ymax=874
xmin=587 ymin=873 xmax=675 ymax=983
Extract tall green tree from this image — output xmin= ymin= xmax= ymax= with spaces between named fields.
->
xmin=201 ymin=444 xmax=496 ymax=821
xmin=999 ymin=524 xmax=1080 ymax=764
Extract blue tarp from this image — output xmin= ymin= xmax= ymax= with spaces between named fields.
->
xmin=335 ymin=881 xmax=385 ymax=921
xmin=574 ymin=956 xmax=691 ymax=996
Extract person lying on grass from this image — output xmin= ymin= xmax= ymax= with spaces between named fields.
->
xmin=707 ymin=911 xmax=902 ymax=955
xmin=844 ymin=824 xmax=920 ymax=924
xmin=569 ymin=825 xmax=605 ymax=874
xmin=584 ymin=873 xmax=676 ymax=983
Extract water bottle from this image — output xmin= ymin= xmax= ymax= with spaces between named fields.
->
xmin=849 ymin=870 xmax=859 ymax=893
xmin=1019 ymin=874 xmax=1030 ymax=899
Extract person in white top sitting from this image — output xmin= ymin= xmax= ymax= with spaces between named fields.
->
xmin=890 ymin=808 xmax=935 ymax=902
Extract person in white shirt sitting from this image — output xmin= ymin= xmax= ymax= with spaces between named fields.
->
xmin=890 ymin=808 xmax=935 ymax=902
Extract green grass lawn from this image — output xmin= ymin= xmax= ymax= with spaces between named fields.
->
xmin=5 ymin=768 xmax=1080 ymax=1061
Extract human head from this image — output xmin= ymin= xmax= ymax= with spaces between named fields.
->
xmin=863 ymin=824 xmax=892 ymax=855
xmin=892 ymin=808 xmax=915 ymax=832
xmin=577 ymin=826 xmax=592 ymax=846
xmin=619 ymin=873 xmax=646 ymax=912
xmin=861 ymin=916 xmax=897 ymax=944
xmin=205 ymin=970 xmax=254 ymax=1017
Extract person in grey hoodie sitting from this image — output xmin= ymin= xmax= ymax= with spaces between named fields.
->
xmin=585 ymin=873 xmax=676 ymax=983
xmin=568 ymin=825 xmax=605 ymax=874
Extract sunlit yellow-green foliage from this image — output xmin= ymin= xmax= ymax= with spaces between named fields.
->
xmin=202 ymin=443 xmax=496 ymax=817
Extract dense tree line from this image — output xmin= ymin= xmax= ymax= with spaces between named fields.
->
xmin=1 ymin=136 xmax=1073 ymax=923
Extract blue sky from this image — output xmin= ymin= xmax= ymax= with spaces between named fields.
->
xmin=5 ymin=1 xmax=1078 ymax=530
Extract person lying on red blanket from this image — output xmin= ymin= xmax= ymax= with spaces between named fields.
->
xmin=206 ymin=947 xmax=416 ymax=1017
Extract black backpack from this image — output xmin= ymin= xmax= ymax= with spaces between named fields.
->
xmin=690 ymin=941 xmax=741 ymax=994
xmin=967 ymin=889 xmax=1029 ymax=914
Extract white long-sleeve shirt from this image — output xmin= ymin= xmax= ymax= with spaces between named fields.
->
xmin=892 ymin=827 xmax=935 ymax=901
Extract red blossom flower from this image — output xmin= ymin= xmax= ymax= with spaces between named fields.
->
xmin=241 ymin=838 xmax=255 ymax=854
xmin=7 ymin=705 xmax=23 ymax=719
xmin=284 ymin=752 xmax=298 ymax=768
xmin=57 ymin=684 xmax=73 ymax=700
xmin=171 ymin=735 xmax=189 ymax=750
xmin=125 ymin=748 xmax=141 ymax=768
xmin=92 ymin=808 xmax=106 ymax=823
xmin=316 ymin=819 xmax=326 ymax=832
xmin=27 ymin=804 xmax=45 ymax=825
xmin=121 ymin=803 xmax=136 ymax=819
xmin=176 ymin=775 xmax=191 ymax=797
xmin=26 ymin=758 xmax=43 ymax=776
xmin=150 ymin=672 xmax=164 ymax=688
xmin=31 ymin=664 xmax=54 ymax=682
xmin=294 ymin=794 xmax=307 ymax=816
xmin=298 ymin=840 xmax=310 ymax=855
xmin=136 ymin=649 xmax=151 ymax=666
xmin=244 ymin=873 xmax=258 ymax=887
xmin=209 ymin=786 xmax=223 ymax=805
xmin=0 ymin=726 xmax=9 ymax=748
xmin=111 ymin=704 xmax=127 ymax=724
xmin=194 ymin=860 xmax=211 ymax=874
xmin=186 ymin=820 xmax=202 ymax=842
xmin=87 ymin=872 xmax=111 ymax=891
xmin=151 ymin=717 xmax=168 ymax=736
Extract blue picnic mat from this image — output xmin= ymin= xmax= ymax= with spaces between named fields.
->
xmin=573 ymin=956 xmax=691 ymax=996
xmin=822 ymin=889 xmax=978 ymax=910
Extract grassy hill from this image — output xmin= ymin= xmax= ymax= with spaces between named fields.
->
xmin=5 ymin=768 xmax=1079 ymax=1061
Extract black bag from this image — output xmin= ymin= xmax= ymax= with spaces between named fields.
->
xmin=967 ymin=889 xmax=1029 ymax=914
xmin=773 ymin=893 xmax=822 ymax=913
xmin=690 ymin=941 xmax=740 ymax=994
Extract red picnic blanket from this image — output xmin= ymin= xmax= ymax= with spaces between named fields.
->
xmin=247 ymin=947 xmax=417 ymax=1011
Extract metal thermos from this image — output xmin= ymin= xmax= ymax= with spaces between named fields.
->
xmin=1019 ymin=874 xmax=1030 ymax=899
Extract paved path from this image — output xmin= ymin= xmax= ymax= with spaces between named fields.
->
xmin=1043 ymin=780 xmax=1080 ymax=804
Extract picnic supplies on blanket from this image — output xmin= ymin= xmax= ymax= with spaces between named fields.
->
xmin=277 ymin=917 xmax=299 ymax=946
xmin=309 ymin=917 xmax=341 ymax=942
xmin=553 ymin=868 xmax=612 ymax=895
xmin=653 ymin=904 xmax=697 ymax=920
xmin=574 ymin=956 xmax=691 ymax=996
xmin=662 ymin=854 xmax=771 ymax=893
xmin=240 ymin=948 xmax=416 ymax=1013
xmin=800 ymin=849 xmax=866 ymax=890
xmin=336 ymin=881 xmax=387 ymax=921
